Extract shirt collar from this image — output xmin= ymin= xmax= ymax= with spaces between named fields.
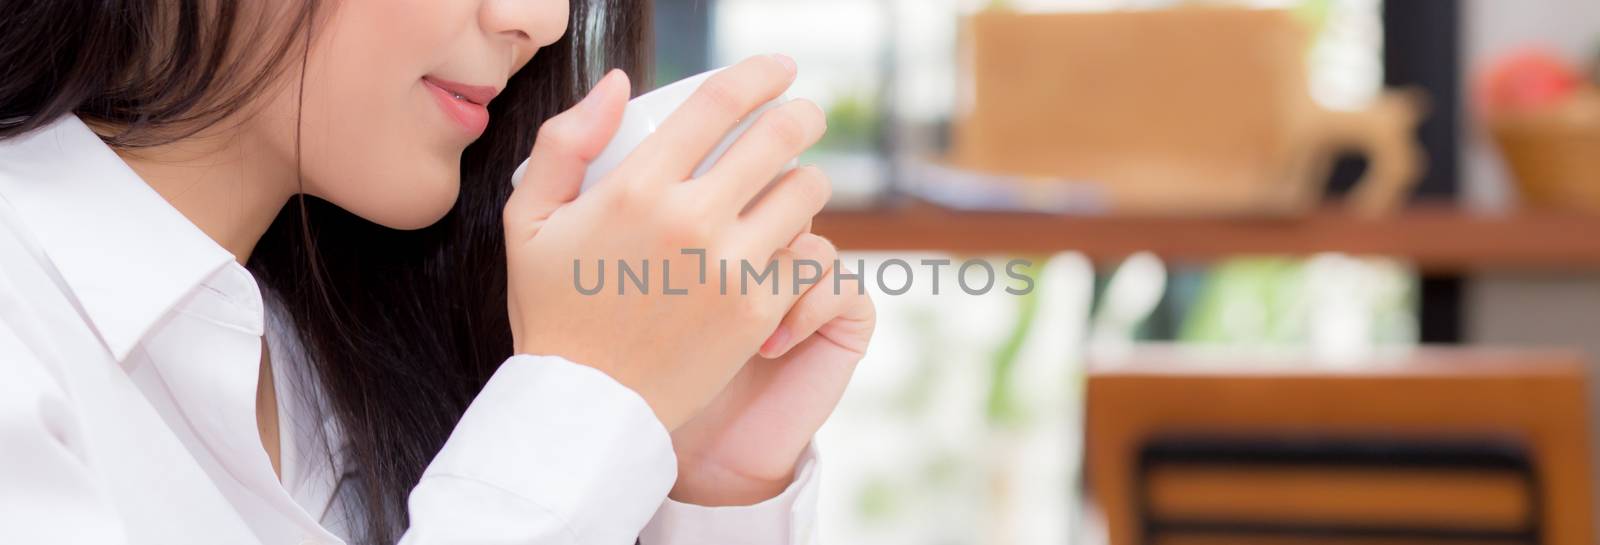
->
xmin=0 ymin=115 xmax=238 ymax=361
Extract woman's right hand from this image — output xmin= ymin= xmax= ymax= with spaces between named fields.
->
xmin=503 ymin=55 xmax=832 ymax=430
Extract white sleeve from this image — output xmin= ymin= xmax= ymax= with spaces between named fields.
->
xmin=400 ymin=354 xmax=678 ymax=545
xmin=639 ymin=445 xmax=822 ymax=545
xmin=400 ymin=354 xmax=823 ymax=545
xmin=0 ymin=325 xmax=130 ymax=545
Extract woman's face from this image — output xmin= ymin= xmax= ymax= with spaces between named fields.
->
xmin=255 ymin=0 xmax=569 ymax=229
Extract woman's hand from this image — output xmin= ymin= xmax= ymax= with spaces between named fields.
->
xmin=667 ymin=240 xmax=876 ymax=506
xmin=504 ymin=56 xmax=832 ymax=430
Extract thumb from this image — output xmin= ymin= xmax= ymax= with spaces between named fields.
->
xmin=505 ymin=69 xmax=630 ymax=232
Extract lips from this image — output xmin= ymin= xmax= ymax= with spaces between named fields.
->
xmin=423 ymin=76 xmax=499 ymax=137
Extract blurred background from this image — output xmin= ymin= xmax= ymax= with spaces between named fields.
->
xmin=649 ymin=0 xmax=1600 ymax=543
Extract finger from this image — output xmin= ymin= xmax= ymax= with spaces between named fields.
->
xmin=759 ymin=245 xmax=835 ymax=358
xmin=733 ymin=165 xmax=831 ymax=259
xmin=762 ymin=261 xmax=874 ymax=358
xmin=692 ymin=99 xmax=825 ymax=211
xmin=504 ymin=69 xmax=630 ymax=235
xmin=616 ymin=54 xmax=797 ymax=185
xmin=744 ymin=233 xmax=837 ymax=326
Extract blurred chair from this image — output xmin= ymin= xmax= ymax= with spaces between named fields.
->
xmin=1085 ymin=347 xmax=1593 ymax=545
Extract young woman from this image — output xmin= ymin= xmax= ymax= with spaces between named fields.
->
xmin=0 ymin=1 xmax=874 ymax=544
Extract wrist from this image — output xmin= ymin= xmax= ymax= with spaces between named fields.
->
xmin=669 ymin=454 xmax=796 ymax=507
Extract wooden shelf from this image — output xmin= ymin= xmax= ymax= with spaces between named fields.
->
xmin=812 ymin=201 xmax=1600 ymax=272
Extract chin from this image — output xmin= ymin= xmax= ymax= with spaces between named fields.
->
xmin=309 ymin=143 xmax=467 ymax=231
xmin=339 ymin=168 xmax=462 ymax=231
xmin=379 ymin=181 xmax=461 ymax=230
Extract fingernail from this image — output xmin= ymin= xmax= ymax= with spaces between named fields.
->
xmin=760 ymin=327 xmax=791 ymax=358
xmin=770 ymin=54 xmax=797 ymax=74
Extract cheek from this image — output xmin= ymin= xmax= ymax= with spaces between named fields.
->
xmin=283 ymin=0 xmax=471 ymax=230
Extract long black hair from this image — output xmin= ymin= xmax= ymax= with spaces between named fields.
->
xmin=0 ymin=1 xmax=651 ymax=543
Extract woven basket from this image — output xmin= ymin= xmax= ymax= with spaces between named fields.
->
xmin=1489 ymin=88 xmax=1600 ymax=213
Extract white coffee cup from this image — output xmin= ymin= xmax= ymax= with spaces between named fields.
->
xmin=510 ymin=67 xmax=794 ymax=191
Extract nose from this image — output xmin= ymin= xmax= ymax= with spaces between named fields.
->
xmin=481 ymin=0 xmax=570 ymax=71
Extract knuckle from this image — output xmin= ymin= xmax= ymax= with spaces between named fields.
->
xmin=795 ymin=233 xmax=837 ymax=263
xmin=734 ymin=294 xmax=768 ymax=322
xmin=761 ymin=106 xmax=812 ymax=151
xmin=679 ymin=197 xmax=717 ymax=225
xmin=692 ymin=75 xmax=747 ymax=119
xmin=812 ymin=234 xmax=840 ymax=261
xmin=608 ymin=183 xmax=654 ymax=214
xmin=793 ymin=166 xmax=833 ymax=207
xmin=660 ymin=212 xmax=715 ymax=247
xmin=535 ymin=115 xmax=583 ymax=152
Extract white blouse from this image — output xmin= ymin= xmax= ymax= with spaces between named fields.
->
xmin=0 ymin=115 xmax=818 ymax=545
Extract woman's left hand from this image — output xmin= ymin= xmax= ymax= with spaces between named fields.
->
xmin=666 ymin=234 xmax=876 ymax=506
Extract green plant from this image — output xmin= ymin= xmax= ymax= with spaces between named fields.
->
xmin=985 ymin=259 xmax=1041 ymax=428
xmin=817 ymin=92 xmax=879 ymax=152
